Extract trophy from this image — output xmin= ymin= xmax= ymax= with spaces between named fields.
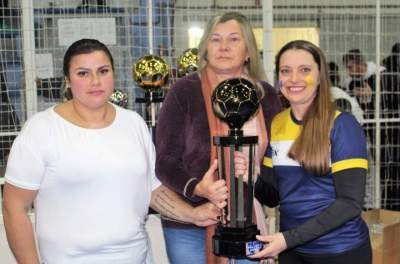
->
xmin=109 ymin=89 xmax=128 ymax=108
xmin=177 ymin=48 xmax=199 ymax=78
xmin=211 ymin=78 xmax=263 ymax=259
xmin=133 ymin=54 xmax=169 ymax=141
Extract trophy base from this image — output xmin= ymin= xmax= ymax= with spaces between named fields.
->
xmin=212 ymin=224 xmax=263 ymax=259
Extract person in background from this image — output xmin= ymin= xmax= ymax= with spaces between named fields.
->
xmin=2 ymin=38 xmax=221 ymax=264
xmin=342 ymin=48 xmax=386 ymax=118
xmin=251 ymin=40 xmax=372 ymax=264
xmin=379 ymin=43 xmax=400 ymax=211
xmin=382 ymin=42 xmax=400 ymax=73
xmin=155 ymin=11 xmax=282 ymax=264
xmin=328 ymin=61 xmax=341 ymax=88
xmin=344 ymin=46 xmax=400 ymax=212
xmin=381 ymin=42 xmax=400 ymax=117
xmin=327 ymin=61 xmax=353 ymax=112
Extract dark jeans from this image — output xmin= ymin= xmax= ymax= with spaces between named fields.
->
xmin=279 ymin=240 xmax=372 ymax=264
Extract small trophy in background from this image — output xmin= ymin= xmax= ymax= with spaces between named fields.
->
xmin=177 ymin=48 xmax=199 ymax=78
xmin=133 ymin=55 xmax=169 ymax=141
xmin=109 ymin=89 xmax=128 ymax=108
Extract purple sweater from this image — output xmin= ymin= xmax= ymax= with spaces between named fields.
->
xmin=155 ymin=73 xmax=282 ymax=228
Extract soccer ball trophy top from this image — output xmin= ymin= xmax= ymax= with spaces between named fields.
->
xmin=212 ymin=78 xmax=259 ymax=131
xmin=211 ymin=78 xmax=263 ymax=260
xmin=177 ymin=48 xmax=199 ymax=78
xmin=132 ymin=54 xmax=169 ymax=92
xmin=133 ymin=55 xmax=169 ymax=142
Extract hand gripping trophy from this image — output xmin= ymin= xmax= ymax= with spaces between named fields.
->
xmin=133 ymin=55 xmax=169 ymax=141
xmin=212 ymin=78 xmax=263 ymax=260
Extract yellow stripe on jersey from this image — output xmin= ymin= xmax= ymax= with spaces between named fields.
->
xmin=331 ymin=158 xmax=368 ymax=173
xmin=271 ymin=109 xmax=342 ymax=142
xmin=271 ymin=109 xmax=301 ymax=141
xmin=334 ymin=110 xmax=341 ymax=119
xmin=263 ymin=157 xmax=273 ymax=168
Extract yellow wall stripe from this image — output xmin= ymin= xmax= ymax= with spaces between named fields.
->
xmin=331 ymin=158 xmax=368 ymax=173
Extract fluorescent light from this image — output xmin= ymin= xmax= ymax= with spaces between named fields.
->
xmin=188 ymin=26 xmax=204 ymax=48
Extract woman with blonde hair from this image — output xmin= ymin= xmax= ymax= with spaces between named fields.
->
xmin=156 ymin=12 xmax=282 ymax=264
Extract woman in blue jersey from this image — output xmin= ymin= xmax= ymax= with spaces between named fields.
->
xmin=250 ymin=40 xmax=372 ymax=264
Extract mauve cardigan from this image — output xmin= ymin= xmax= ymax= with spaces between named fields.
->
xmin=155 ymin=73 xmax=282 ymax=228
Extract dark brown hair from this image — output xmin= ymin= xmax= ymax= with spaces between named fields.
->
xmin=63 ymin=38 xmax=114 ymax=77
xmin=275 ymin=40 xmax=337 ymax=176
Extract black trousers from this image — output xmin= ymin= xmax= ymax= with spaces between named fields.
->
xmin=279 ymin=240 xmax=372 ymax=264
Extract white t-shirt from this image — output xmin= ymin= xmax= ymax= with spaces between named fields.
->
xmin=5 ymin=105 xmax=161 ymax=264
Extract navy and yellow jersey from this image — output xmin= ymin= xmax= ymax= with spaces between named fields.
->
xmin=256 ymin=108 xmax=370 ymax=254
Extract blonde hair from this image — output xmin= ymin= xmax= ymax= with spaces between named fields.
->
xmin=275 ymin=40 xmax=337 ymax=176
xmin=198 ymin=12 xmax=266 ymax=88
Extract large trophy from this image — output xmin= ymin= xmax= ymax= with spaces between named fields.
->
xmin=212 ymin=78 xmax=263 ymax=259
xmin=133 ymin=54 xmax=169 ymax=141
xmin=177 ymin=48 xmax=199 ymax=78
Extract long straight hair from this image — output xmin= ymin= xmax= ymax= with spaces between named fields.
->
xmin=275 ymin=40 xmax=336 ymax=176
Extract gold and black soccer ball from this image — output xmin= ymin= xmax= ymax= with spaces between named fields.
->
xmin=212 ymin=78 xmax=260 ymax=129
xmin=132 ymin=55 xmax=169 ymax=91
xmin=177 ymin=48 xmax=199 ymax=78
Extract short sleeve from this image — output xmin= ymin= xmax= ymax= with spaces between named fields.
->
xmin=150 ymin=142 xmax=162 ymax=191
xmin=5 ymin=115 xmax=49 ymax=190
xmin=135 ymin=112 xmax=161 ymax=191
xmin=330 ymin=112 xmax=368 ymax=173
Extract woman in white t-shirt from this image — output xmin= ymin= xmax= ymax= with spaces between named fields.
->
xmin=2 ymin=39 xmax=224 ymax=264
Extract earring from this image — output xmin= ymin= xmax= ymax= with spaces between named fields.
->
xmin=63 ymin=82 xmax=73 ymax=100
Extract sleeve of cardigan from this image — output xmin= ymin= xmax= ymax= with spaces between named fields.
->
xmin=155 ymin=82 xmax=204 ymax=202
xmin=261 ymin=83 xmax=283 ymax=137
xmin=255 ymin=83 xmax=282 ymax=207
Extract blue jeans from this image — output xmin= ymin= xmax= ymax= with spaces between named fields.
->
xmin=163 ymin=227 xmax=259 ymax=264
